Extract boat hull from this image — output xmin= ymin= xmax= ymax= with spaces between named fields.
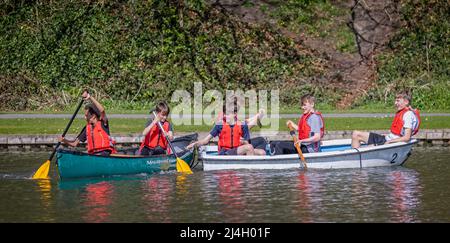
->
xmin=57 ymin=149 xmax=194 ymax=179
xmin=200 ymin=139 xmax=417 ymax=171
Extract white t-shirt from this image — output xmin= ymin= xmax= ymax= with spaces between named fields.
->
xmin=385 ymin=111 xmax=419 ymax=141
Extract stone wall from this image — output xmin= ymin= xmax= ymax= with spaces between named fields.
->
xmin=1 ymin=129 xmax=449 ymax=151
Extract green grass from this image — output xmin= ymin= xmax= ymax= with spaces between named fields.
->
xmin=1 ymin=116 xmax=448 ymax=135
xmin=1 ymin=100 xmax=448 ymax=115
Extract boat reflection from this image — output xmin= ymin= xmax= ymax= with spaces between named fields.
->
xmin=141 ymin=175 xmax=173 ymax=222
xmin=216 ymin=170 xmax=246 ymax=222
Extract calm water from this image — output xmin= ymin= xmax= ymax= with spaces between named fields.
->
xmin=0 ymin=147 xmax=449 ymax=223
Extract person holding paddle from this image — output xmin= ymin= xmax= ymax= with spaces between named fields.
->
xmin=272 ymin=94 xmax=325 ymax=155
xmin=58 ymin=90 xmax=116 ymax=156
xmin=187 ymin=98 xmax=260 ymax=156
xmin=351 ymin=92 xmax=420 ymax=148
xmin=138 ymin=101 xmax=174 ymax=156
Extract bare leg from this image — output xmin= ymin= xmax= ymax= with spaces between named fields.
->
xmin=237 ymin=144 xmax=255 ymax=155
xmin=351 ymin=130 xmax=370 ymax=148
xmin=246 ymin=109 xmax=265 ymax=129
xmin=254 ymin=148 xmax=266 ymax=156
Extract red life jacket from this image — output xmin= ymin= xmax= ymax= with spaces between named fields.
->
xmin=297 ymin=111 xmax=325 ymax=140
xmin=86 ymin=121 xmax=115 ymax=154
xmin=140 ymin=121 xmax=170 ymax=150
xmin=390 ymin=107 xmax=421 ymax=136
xmin=218 ymin=119 xmax=243 ymax=151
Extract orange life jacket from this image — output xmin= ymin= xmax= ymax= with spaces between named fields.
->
xmin=141 ymin=121 xmax=170 ymax=150
xmin=218 ymin=119 xmax=243 ymax=151
xmin=86 ymin=121 xmax=115 ymax=154
xmin=390 ymin=107 xmax=421 ymax=136
xmin=297 ymin=111 xmax=325 ymax=140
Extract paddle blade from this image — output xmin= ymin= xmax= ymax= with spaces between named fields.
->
xmin=32 ymin=160 xmax=50 ymax=179
xmin=176 ymin=158 xmax=193 ymax=174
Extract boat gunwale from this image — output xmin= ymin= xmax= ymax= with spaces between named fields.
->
xmin=57 ymin=148 xmax=193 ymax=160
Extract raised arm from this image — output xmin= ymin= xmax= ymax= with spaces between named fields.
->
xmin=82 ymin=90 xmax=105 ymax=118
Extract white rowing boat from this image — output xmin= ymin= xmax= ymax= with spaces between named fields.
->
xmin=199 ymin=139 xmax=417 ymax=171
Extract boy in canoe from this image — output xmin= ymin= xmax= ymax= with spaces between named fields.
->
xmin=351 ymin=92 xmax=420 ymax=148
xmin=58 ymin=90 xmax=116 ymax=156
xmin=272 ymin=94 xmax=325 ymax=154
xmin=138 ymin=101 xmax=173 ymax=156
xmin=187 ymin=97 xmax=265 ymax=155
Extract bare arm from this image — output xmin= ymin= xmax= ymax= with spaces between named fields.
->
xmin=82 ymin=90 xmax=105 ymax=117
xmin=186 ymin=134 xmax=213 ymax=149
xmin=142 ymin=119 xmax=158 ymax=136
xmin=59 ymin=136 xmax=80 ymax=147
xmin=286 ymin=120 xmax=298 ymax=131
xmin=386 ymin=128 xmax=412 ymax=144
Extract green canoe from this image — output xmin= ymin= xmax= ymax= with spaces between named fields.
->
xmin=56 ymin=134 xmax=197 ymax=179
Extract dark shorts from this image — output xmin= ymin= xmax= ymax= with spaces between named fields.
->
xmin=140 ymin=146 xmax=166 ymax=156
xmin=250 ymin=137 xmax=268 ymax=150
xmin=218 ymin=148 xmax=238 ymax=156
xmin=368 ymin=132 xmax=387 ymax=146
xmin=271 ymin=141 xmax=309 ymax=155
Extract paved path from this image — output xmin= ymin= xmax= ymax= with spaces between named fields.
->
xmin=0 ymin=113 xmax=449 ymax=119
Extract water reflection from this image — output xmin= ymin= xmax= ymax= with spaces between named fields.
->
xmin=141 ymin=175 xmax=173 ymax=222
xmin=81 ymin=181 xmax=114 ymax=223
xmin=386 ymin=169 xmax=421 ymax=222
xmin=34 ymin=179 xmax=54 ymax=222
xmin=296 ymin=171 xmax=313 ymax=222
xmin=216 ymin=171 xmax=246 ymax=222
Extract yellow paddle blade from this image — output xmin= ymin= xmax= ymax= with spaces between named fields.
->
xmin=32 ymin=160 xmax=50 ymax=179
xmin=176 ymin=157 xmax=193 ymax=174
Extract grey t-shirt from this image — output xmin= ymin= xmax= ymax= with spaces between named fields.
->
xmin=304 ymin=114 xmax=323 ymax=152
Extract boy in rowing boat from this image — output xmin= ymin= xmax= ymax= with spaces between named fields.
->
xmin=58 ymin=90 xmax=116 ymax=156
xmin=213 ymin=96 xmax=267 ymax=155
xmin=138 ymin=101 xmax=174 ymax=156
xmin=272 ymin=94 xmax=325 ymax=154
xmin=351 ymin=92 xmax=420 ymax=148
xmin=186 ymin=97 xmax=264 ymax=156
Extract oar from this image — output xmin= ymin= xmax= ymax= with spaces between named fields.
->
xmin=153 ymin=111 xmax=193 ymax=174
xmin=288 ymin=123 xmax=307 ymax=169
xmin=32 ymin=98 xmax=85 ymax=179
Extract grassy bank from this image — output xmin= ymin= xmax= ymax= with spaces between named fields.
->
xmin=1 ymin=116 xmax=449 ymax=135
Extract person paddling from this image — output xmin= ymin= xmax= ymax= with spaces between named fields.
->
xmin=58 ymin=90 xmax=116 ymax=156
xmin=272 ymin=94 xmax=325 ymax=155
xmin=138 ymin=101 xmax=174 ymax=156
xmin=351 ymin=92 xmax=420 ymax=148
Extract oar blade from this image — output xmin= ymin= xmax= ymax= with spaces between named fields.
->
xmin=32 ymin=160 xmax=50 ymax=179
xmin=176 ymin=158 xmax=193 ymax=174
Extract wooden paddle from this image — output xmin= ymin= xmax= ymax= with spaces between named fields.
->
xmin=32 ymin=98 xmax=85 ymax=179
xmin=287 ymin=123 xmax=307 ymax=169
xmin=153 ymin=111 xmax=193 ymax=174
